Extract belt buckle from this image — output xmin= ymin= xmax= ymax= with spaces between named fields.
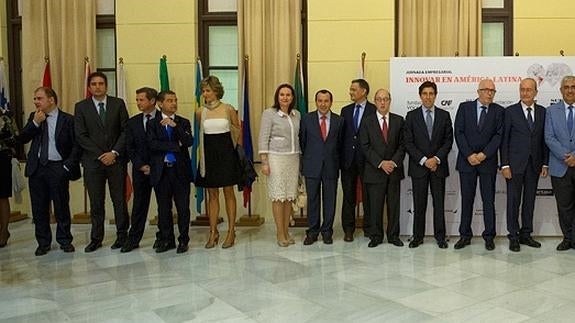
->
xmin=165 ymin=162 xmax=174 ymax=167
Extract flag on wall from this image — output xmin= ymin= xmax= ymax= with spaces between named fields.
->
xmin=293 ymin=56 xmax=307 ymax=114
xmin=239 ymin=59 xmax=254 ymax=208
xmin=84 ymin=59 xmax=91 ymax=98
xmin=159 ymin=56 xmax=170 ymax=91
xmin=0 ymin=59 xmax=9 ymax=112
xmin=117 ymin=58 xmax=127 ymax=105
xmin=191 ymin=58 xmax=204 ymax=214
xmin=42 ymin=60 xmax=52 ymax=87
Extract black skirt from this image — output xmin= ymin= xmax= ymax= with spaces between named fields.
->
xmin=0 ymin=150 xmax=12 ymax=198
xmin=195 ymin=132 xmax=240 ymax=188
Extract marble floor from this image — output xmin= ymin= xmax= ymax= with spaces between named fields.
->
xmin=2 ymin=220 xmax=575 ymax=323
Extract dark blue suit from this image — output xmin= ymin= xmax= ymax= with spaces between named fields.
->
xmin=125 ymin=109 xmax=162 ymax=245
xmin=454 ymin=99 xmax=504 ymax=240
xmin=18 ymin=110 xmax=80 ymax=248
xmin=501 ymin=102 xmax=548 ymax=240
xmin=148 ymin=114 xmax=193 ymax=245
xmin=300 ymin=111 xmax=343 ymax=238
xmin=404 ymin=106 xmax=453 ymax=242
xmin=340 ymin=101 xmax=376 ymax=234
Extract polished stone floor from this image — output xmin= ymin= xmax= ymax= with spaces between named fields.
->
xmin=2 ymin=220 xmax=575 ymax=323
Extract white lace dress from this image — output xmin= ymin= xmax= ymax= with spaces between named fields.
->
xmin=267 ymin=153 xmax=299 ymax=201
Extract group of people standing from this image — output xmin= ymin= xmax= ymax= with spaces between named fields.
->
xmin=265 ymin=75 xmax=575 ymax=253
xmin=2 ymin=73 xmax=575 ymax=255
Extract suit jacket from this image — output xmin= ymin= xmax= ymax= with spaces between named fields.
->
xmin=501 ymin=102 xmax=549 ymax=174
xmin=359 ymin=112 xmax=405 ymax=183
xmin=126 ymin=110 xmax=161 ymax=172
xmin=340 ymin=101 xmax=377 ymax=169
xmin=404 ymin=106 xmax=453 ymax=178
xmin=147 ymin=114 xmax=193 ymax=187
xmin=454 ymin=99 xmax=504 ymax=173
xmin=544 ymin=100 xmax=575 ymax=177
xmin=18 ymin=110 xmax=81 ymax=180
xmin=299 ymin=111 xmax=344 ymax=179
xmin=74 ymin=96 xmax=129 ymax=169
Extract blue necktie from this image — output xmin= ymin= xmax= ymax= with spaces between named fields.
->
xmin=165 ymin=124 xmax=176 ymax=163
xmin=478 ymin=106 xmax=487 ymax=130
xmin=353 ymin=104 xmax=361 ymax=132
xmin=526 ymin=107 xmax=534 ymax=131
xmin=425 ymin=109 xmax=433 ymax=139
xmin=568 ymin=106 xmax=574 ymax=134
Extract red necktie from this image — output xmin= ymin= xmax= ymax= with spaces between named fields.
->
xmin=381 ymin=116 xmax=388 ymax=143
xmin=320 ymin=115 xmax=327 ymax=141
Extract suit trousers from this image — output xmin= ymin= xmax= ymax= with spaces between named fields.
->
xmin=305 ymin=176 xmax=337 ymax=237
xmin=84 ymin=162 xmax=129 ymax=242
xmin=550 ymin=168 xmax=575 ymax=242
xmin=365 ymin=177 xmax=400 ymax=242
xmin=411 ymin=174 xmax=446 ymax=241
xmin=154 ymin=167 xmax=190 ymax=244
xmin=127 ymin=170 xmax=153 ymax=244
xmin=29 ymin=161 xmax=73 ymax=248
xmin=506 ymin=158 xmax=539 ymax=240
xmin=458 ymin=170 xmax=497 ymax=240
xmin=341 ymin=161 xmax=370 ymax=234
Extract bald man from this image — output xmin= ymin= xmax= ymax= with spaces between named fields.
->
xmin=454 ymin=79 xmax=504 ymax=251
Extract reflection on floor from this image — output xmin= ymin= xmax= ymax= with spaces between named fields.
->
xmin=2 ymin=220 xmax=575 ymax=322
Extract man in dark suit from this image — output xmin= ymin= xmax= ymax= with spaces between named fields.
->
xmin=454 ymin=79 xmax=504 ymax=250
xmin=501 ymin=78 xmax=548 ymax=252
xmin=121 ymin=87 xmax=161 ymax=253
xmin=340 ymin=79 xmax=376 ymax=242
xmin=300 ymin=89 xmax=343 ymax=245
xmin=148 ymin=90 xmax=193 ymax=253
xmin=544 ymin=75 xmax=575 ymax=251
xmin=18 ymin=87 xmax=80 ymax=256
xmin=360 ymin=88 xmax=405 ymax=248
xmin=75 ymin=71 xmax=129 ymax=253
xmin=404 ymin=81 xmax=453 ymax=249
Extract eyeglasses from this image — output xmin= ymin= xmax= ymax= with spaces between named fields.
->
xmin=375 ymin=97 xmax=390 ymax=102
xmin=479 ymin=88 xmax=497 ymax=94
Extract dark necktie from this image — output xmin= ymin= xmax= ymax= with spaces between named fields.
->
xmin=526 ymin=107 xmax=534 ymax=131
xmin=144 ymin=113 xmax=151 ymax=131
xmin=353 ymin=104 xmax=361 ymax=133
xmin=568 ymin=106 xmax=574 ymax=134
xmin=425 ymin=109 xmax=433 ymax=139
xmin=165 ymin=120 xmax=176 ymax=163
xmin=39 ymin=119 xmax=49 ymax=165
xmin=478 ymin=106 xmax=487 ymax=130
xmin=381 ymin=116 xmax=388 ymax=143
xmin=98 ymin=102 xmax=106 ymax=124
xmin=320 ymin=115 xmax=327 ymax=141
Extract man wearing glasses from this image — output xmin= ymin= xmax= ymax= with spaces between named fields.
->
xmin=453 ymin=79 xmax=504 ymax=250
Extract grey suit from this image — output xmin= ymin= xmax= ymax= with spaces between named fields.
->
xmin=74 ymin=96 xmax=129 ymax=243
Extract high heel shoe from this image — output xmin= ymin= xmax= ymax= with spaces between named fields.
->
xmin=0 ymin=232 xmax=10 ymax=248
xmin=287 ymin=235 xmax=295 ymax=245
xmin=205 ymin=230 xmax=219 ymax=249
xmin=222 ymin=231 xmax=236 ymax=249
xmin=277 ymin=240 xmax=289 ymax=247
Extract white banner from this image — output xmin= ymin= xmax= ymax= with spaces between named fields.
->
xmin=390 ymin=56 xmax=575 ymax=237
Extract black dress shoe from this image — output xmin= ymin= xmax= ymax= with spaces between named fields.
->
xmin=84 ymin=241 xmax=102 ymax=253
xmin=60 ymin=244 xmax=75 ymax=253
xmin=120 ymin=242 xmax=139 ymax=253
xmin=344 ymin=232 xmax=354 ymax=242
xmin=485 ymin=239 xmax=495 ymax=251
xmin=368 ymin=239 xmax=381 ymax=248
xmin=437 ymin=240 xmax=448 ymax=249
xmin=519 ymin=236 xmax=541 ymax=248
xmin=35 ymin=246 xmax=50 ymax=256
xmin=322 ymin=234 xmax=333 ymax=245
xmin=176 ymin=243 xmax=189 ymax=254
xmin=155 ymin=241 xmax=176 ymax=253
xmin=556 ymin=239 xmax=572 ymax=251
xmin=153 ymin=239 xmax=160 ymax=249
xmin=454 ymin=238 xmax=471 ymax=249
xmin=303 ymin=234 xmax=318 ymax=246
xmin=509 ymin=239 xmax=520 ymax=252
xmin=111 ymin=238 xmax=126 ymax=250
xmin=388 ymin=239 xmax=404 ymax=247
xmin=409 ymin=239 xmax=423 ymax=248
